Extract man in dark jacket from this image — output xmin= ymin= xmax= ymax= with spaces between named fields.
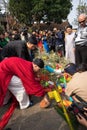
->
xmin=0 ymin=35 xmax=37 ymax=61
xmin=53 ymin=28 xmax=65 ymax=56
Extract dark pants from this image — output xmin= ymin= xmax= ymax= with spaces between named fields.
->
xmin=75 ymin=45 xmax=87 ymax=66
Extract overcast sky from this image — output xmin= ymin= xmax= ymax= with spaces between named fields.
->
xmin=0 ymin=0 xmax=8 ymax=12
xmin=68 ymin=0 xmax=79 ymax=25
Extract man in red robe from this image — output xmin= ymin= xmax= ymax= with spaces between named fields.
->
xmin=0 ymin=57 xmax=50 ymax=109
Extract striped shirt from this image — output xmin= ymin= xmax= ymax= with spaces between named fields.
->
xmin=75 ymin=25 xmax=87 ymax=46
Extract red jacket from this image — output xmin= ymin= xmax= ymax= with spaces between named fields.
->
xmin=0 ymin=57 xmax=45 ymax=106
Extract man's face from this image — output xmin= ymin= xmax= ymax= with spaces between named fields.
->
xmin=27 ymin=42 xmax=36 ymax=50
xmin=33 ymin=63 xmax=41 ymax=72
xmin=78 ymin=17 xmax=86 ymax=27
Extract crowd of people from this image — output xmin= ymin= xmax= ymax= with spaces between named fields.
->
xmin=0 ymin=13 xmax=87 ymax=128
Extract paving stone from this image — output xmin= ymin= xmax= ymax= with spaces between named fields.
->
xmin=0 ymin=97 xmax=87 ymax=130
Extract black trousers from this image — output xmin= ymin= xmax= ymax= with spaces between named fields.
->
xmin=75 ymin=45 xmax=87 ymax=66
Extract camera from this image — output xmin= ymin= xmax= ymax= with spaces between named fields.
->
xmin=67 ymin=95 xmax=87 ymax=120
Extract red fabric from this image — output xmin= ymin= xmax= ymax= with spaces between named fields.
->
xmin=0 ymin=57 xmax=45 ymax=106
xmin=0 ymin=99 xmax=18 ymax=130
xmin=37 ymin=41 xmax=43 ymax=52
xmin=38 ymin=41 xmax=43 ymax=48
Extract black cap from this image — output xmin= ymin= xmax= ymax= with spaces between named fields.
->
xmin=64 ymin=63 xmax=77 ymax=75
xmin=28 ymin=35 xmax=37 ymax=45
xmin=33 ymin=58 xmax=44 ymax=68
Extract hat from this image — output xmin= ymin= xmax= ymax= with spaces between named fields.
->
xmin=28 ymin=35 xmax=37 ymax=45
xmin=33 ymin=58 xmax=44 ymax=68
xmin=64 ymin=63 xmax=77 ymax=75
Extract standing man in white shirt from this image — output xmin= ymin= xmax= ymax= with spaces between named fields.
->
xmin=75 ymin=13 xmax=87 ymax=67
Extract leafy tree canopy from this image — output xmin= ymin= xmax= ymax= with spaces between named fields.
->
xmin=8 ymin=0 xmax=33 ymax=24
xmin=8 ymin=0 xmax=72 ymax=24
xmin=77 ymin=3 xmax=87 ymax=15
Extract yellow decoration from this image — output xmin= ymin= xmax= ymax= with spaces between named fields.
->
xmin=57 ymin=85 xmax=62 ymax=93
xmin=48 ymin=90 xmax=72 ymax=107
xmin=63 ymin=100 xmax=72 ymax=107
xmin=48 ymin=90 xmax=61 ymax=102
xmin=66 ymin=77 xmax=71 ymax=82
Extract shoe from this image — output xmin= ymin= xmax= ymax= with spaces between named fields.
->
xmin=40 ymin=98 xmax=50 ymax=108
xmin=26 ymin=101 xmax=33 ymax=109
xmin=29 ymin=101 xmax=33 ymax=107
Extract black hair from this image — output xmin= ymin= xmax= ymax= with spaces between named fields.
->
xmin=65 ymin=25 xmax=72 ymax=30
xmin=77 ymin=63 xmax=87 ymax=72
xmin=13 ymin=34 xmax=21 ymax=40
xmin=33 ymin=58 xmax=44 ymax=68
xmin=27 ymin=35 xmax=37 ymax=45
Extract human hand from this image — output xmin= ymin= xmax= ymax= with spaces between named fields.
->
xmin=54 ymin=69 xmax=63 ymax=74
xmin=76 ymin=113 xmax=87 ymax=128
xmin=84 ymin=107 xmax=87 ymax=111
xmin=83 ymin=108 xmax=87 ymax=116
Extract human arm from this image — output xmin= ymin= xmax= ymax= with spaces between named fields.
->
xmin=44 ymin=65 xmax=63 ymax=74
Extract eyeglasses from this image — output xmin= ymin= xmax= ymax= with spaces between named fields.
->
xmin=79 ymin=20 xmax=85 ymax=24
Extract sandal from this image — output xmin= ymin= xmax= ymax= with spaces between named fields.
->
xmin=40 ymin=98 xmax=50 ymax=108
